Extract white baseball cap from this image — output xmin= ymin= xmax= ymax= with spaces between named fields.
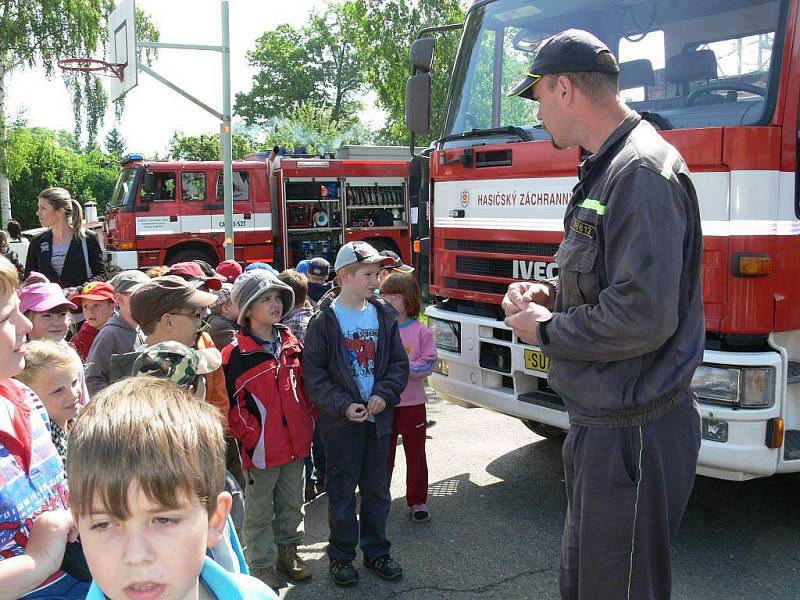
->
xmin=334 ymin=241 xmax=394 ymax=272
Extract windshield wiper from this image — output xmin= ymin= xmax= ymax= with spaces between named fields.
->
xmin=439 ymin=126 xmax=533 ymax=145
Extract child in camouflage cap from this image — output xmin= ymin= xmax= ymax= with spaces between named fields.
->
xmin=132 ymin=340 xmax=221 ymax=399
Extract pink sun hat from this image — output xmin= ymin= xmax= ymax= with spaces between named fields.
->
xmin=18 ymin=282 xmax=77 ymax=314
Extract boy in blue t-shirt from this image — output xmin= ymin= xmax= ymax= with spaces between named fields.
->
xmin=303 ymin=242 xmax=409 ymax=587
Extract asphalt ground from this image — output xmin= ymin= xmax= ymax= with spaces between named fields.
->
xmin=276 ymin=390 xmax=800 ymax=599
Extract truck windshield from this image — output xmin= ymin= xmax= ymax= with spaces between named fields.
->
xmin=108 ymin=166 xmax=140 ymax=209
xmin=443 ymin=0 xmax=786 ymax=145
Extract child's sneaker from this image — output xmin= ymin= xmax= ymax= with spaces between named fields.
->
xmin=330 ymin=559 xmax=359 ymax=586
xmin=409 ymin=503 xmax=431 ymax=523
xmin=363 ymin=555 xmax=403 ymax=581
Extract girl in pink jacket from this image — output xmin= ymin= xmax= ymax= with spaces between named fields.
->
xmin=380 ymin=273 xmax=437 ymax=523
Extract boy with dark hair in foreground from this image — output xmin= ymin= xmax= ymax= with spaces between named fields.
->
xmin=66 ymin=376 xmax=277 ymax=600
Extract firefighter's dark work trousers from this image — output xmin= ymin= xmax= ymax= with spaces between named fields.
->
xmin=559 ymin=394 xmax=701 ymax=600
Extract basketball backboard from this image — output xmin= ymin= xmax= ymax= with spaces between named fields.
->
xmin=109 ymin=0 xmax=138 ymax=102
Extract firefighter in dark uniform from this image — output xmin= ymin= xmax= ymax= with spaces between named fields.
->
xmin=503 ymin=30 xmax=703 ymax=600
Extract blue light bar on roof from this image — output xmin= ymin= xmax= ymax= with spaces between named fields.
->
xmin=121 ymin=153 xmax=145 ymax=164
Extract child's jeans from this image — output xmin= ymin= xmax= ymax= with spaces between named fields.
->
xmin=325 ymin=421 xmax=392 ymax=562
xmin=243 ymin=459 xmax=305 ymax=569
xmin=389 ymin=403 xmax=429 ymax=507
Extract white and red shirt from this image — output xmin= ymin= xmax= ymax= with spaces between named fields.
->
xmin=0 ymin=379 xmax=69 ymax=588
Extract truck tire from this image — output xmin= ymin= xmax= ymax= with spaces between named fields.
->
xmin=521 ymin=419 xmax=566 ymax=440
xmin=166 ymin=248 xmax=219 ymax=268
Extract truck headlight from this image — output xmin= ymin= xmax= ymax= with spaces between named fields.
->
xmin=429 ymin=317 xmax=460 ymax=353
xmin=691 ymin=365 xmax=774 ymax=408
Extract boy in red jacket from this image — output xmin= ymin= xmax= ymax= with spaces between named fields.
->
xmin=222 ymin=270 xmax=315 ymax=590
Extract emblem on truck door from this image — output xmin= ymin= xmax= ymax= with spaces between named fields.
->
xmin=460 ymin=189 xmax=470 ymax=208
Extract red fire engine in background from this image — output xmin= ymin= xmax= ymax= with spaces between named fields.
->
xmin=103 ymin=148 xmax=412 ymax=271
xmin=409 ymin=0 xmax=800 ymax=480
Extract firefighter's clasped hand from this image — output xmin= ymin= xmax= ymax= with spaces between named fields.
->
xmin=503 ymin=282 xmax=553 ymax=346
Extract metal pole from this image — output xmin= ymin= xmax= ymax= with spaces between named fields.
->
xmin=221 ymin=0 xmax=234 ymax=260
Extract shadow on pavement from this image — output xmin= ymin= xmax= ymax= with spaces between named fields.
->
xmin=282 ymin=438 xmax=566 ymax=600
xmin=279 ymin=420 xmax=800 ymax=599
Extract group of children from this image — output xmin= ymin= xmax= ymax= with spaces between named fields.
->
xmin=0 ymin=238 xmax=437 ymax=598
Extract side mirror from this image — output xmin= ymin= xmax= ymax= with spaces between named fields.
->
xmin=406 ymin=73 xmax=432 ymax=136
xmin=410 ymin=38 xmax=436 ymax=74
xmin=142 ymin=172 xmax=156 ymax=202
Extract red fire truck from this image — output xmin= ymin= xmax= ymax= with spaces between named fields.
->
xmin=103 ymin=151 xmax=412 ymax=271
xmin=410 ymin=0 xmax=800 ymax=480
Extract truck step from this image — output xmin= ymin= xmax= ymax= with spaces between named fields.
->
xmin=787 ymin=361 xmax=800 ymax=384
xmin=784 ymin=430 xmax=800 ymax=461
xmin=518 ymin=391 xmax=566 ymax=412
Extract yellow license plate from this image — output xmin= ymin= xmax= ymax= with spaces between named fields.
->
xmin=524 ymin=348 xmax=551 ymax=373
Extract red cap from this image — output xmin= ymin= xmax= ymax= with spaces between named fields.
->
xmin=71 ymin=281 xmax=116 ymax=306
xmin=166 ymin=262 xmax=223 ymax=290
xmin=216 ymin=259 xmax=243 ymax=283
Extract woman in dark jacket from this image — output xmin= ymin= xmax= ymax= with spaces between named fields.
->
xmin=24 ymin=187 xmax=106 ymax=292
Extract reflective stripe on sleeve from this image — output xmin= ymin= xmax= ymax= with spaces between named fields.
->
xmin=577 ymin=198 xmax=607 ymax=215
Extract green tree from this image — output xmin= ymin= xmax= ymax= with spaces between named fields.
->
xmin=104 ymin=126 xmax=127 ymax=158
xmin=0 ymin=0 xmax=107 ymax=225
xmin=168 ymin=130 xmax=260 ymax=161
xmin=266 ymin=102 xmax=372 ymax=156
xmin=6 ymin=127 xmax=120 ymax=228
xmin=352 ymin=0 xmax=466 ymax=145
xmin=0 ymin=1 xmax=158 ymax=225
xmin=235 ymin=2 xmax=367 ymax=127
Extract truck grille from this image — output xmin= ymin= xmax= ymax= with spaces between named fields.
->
xmin=457 ymin=256 xmax=513 ymax=278
xmin=444 ymin=277 xmax=509 ymax=295
xmin=445 ymin=239 xmax=559 ymax=257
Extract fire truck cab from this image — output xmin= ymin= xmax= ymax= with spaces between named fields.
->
xmin=413 ymin=0 xmax=800 ymax=480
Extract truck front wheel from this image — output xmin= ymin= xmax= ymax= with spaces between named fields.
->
xmin=166 ymin=248 xmax=220 ymax=268
xmin=521 ymin=419 xmax=566 ymax=440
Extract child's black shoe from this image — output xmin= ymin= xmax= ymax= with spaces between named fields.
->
xmin=363 ymin=555 xmax=403 ymax=581
xmin=330 ymin=559 xmax=359 ymax=586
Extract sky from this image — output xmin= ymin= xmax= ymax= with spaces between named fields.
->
xmin=5 ymin=0 xmax=385 ymax=156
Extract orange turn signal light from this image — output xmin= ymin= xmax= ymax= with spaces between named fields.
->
xmin=765 ymin=417 xmax=784 ymax=449
xmin=732 ymin=253 xmax=771 ymax=277
xmin=413 ymin=240 xmax=421 ymax=253
xmin=119 ymin=241 xmax=135 ymax=250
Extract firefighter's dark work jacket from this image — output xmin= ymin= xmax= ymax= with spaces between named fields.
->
xmin=538 ymin=112 xmax=704 ymax=427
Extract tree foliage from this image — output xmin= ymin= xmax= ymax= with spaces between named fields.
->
xmin=168 ymin=131 xmax=261 ymax=162
xmin=0 ymin=0 xmax=107 ymax=224
xmin=351 ymin=0 xmax=466 ymax=145
xmin=104 ymin=126 xmax=126 ymax=158
xmin=236 ymin=0 xmax=466 ymax=148
xmin=0 ymin=0 xmax=158 ymax=225
xmin=6 ymin=127 xmax=120 ymax=228
xmin=235 ymin=3 xmax=367 ymax=128
xmin=266 ymin=102 xmax=372 ymax=156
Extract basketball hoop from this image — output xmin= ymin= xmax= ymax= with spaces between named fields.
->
xmin=58 ymin=58 xmax=125 ymax=81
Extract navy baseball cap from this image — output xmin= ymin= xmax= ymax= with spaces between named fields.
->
xmin=508 ymin=29 xmax=619 ymax=101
